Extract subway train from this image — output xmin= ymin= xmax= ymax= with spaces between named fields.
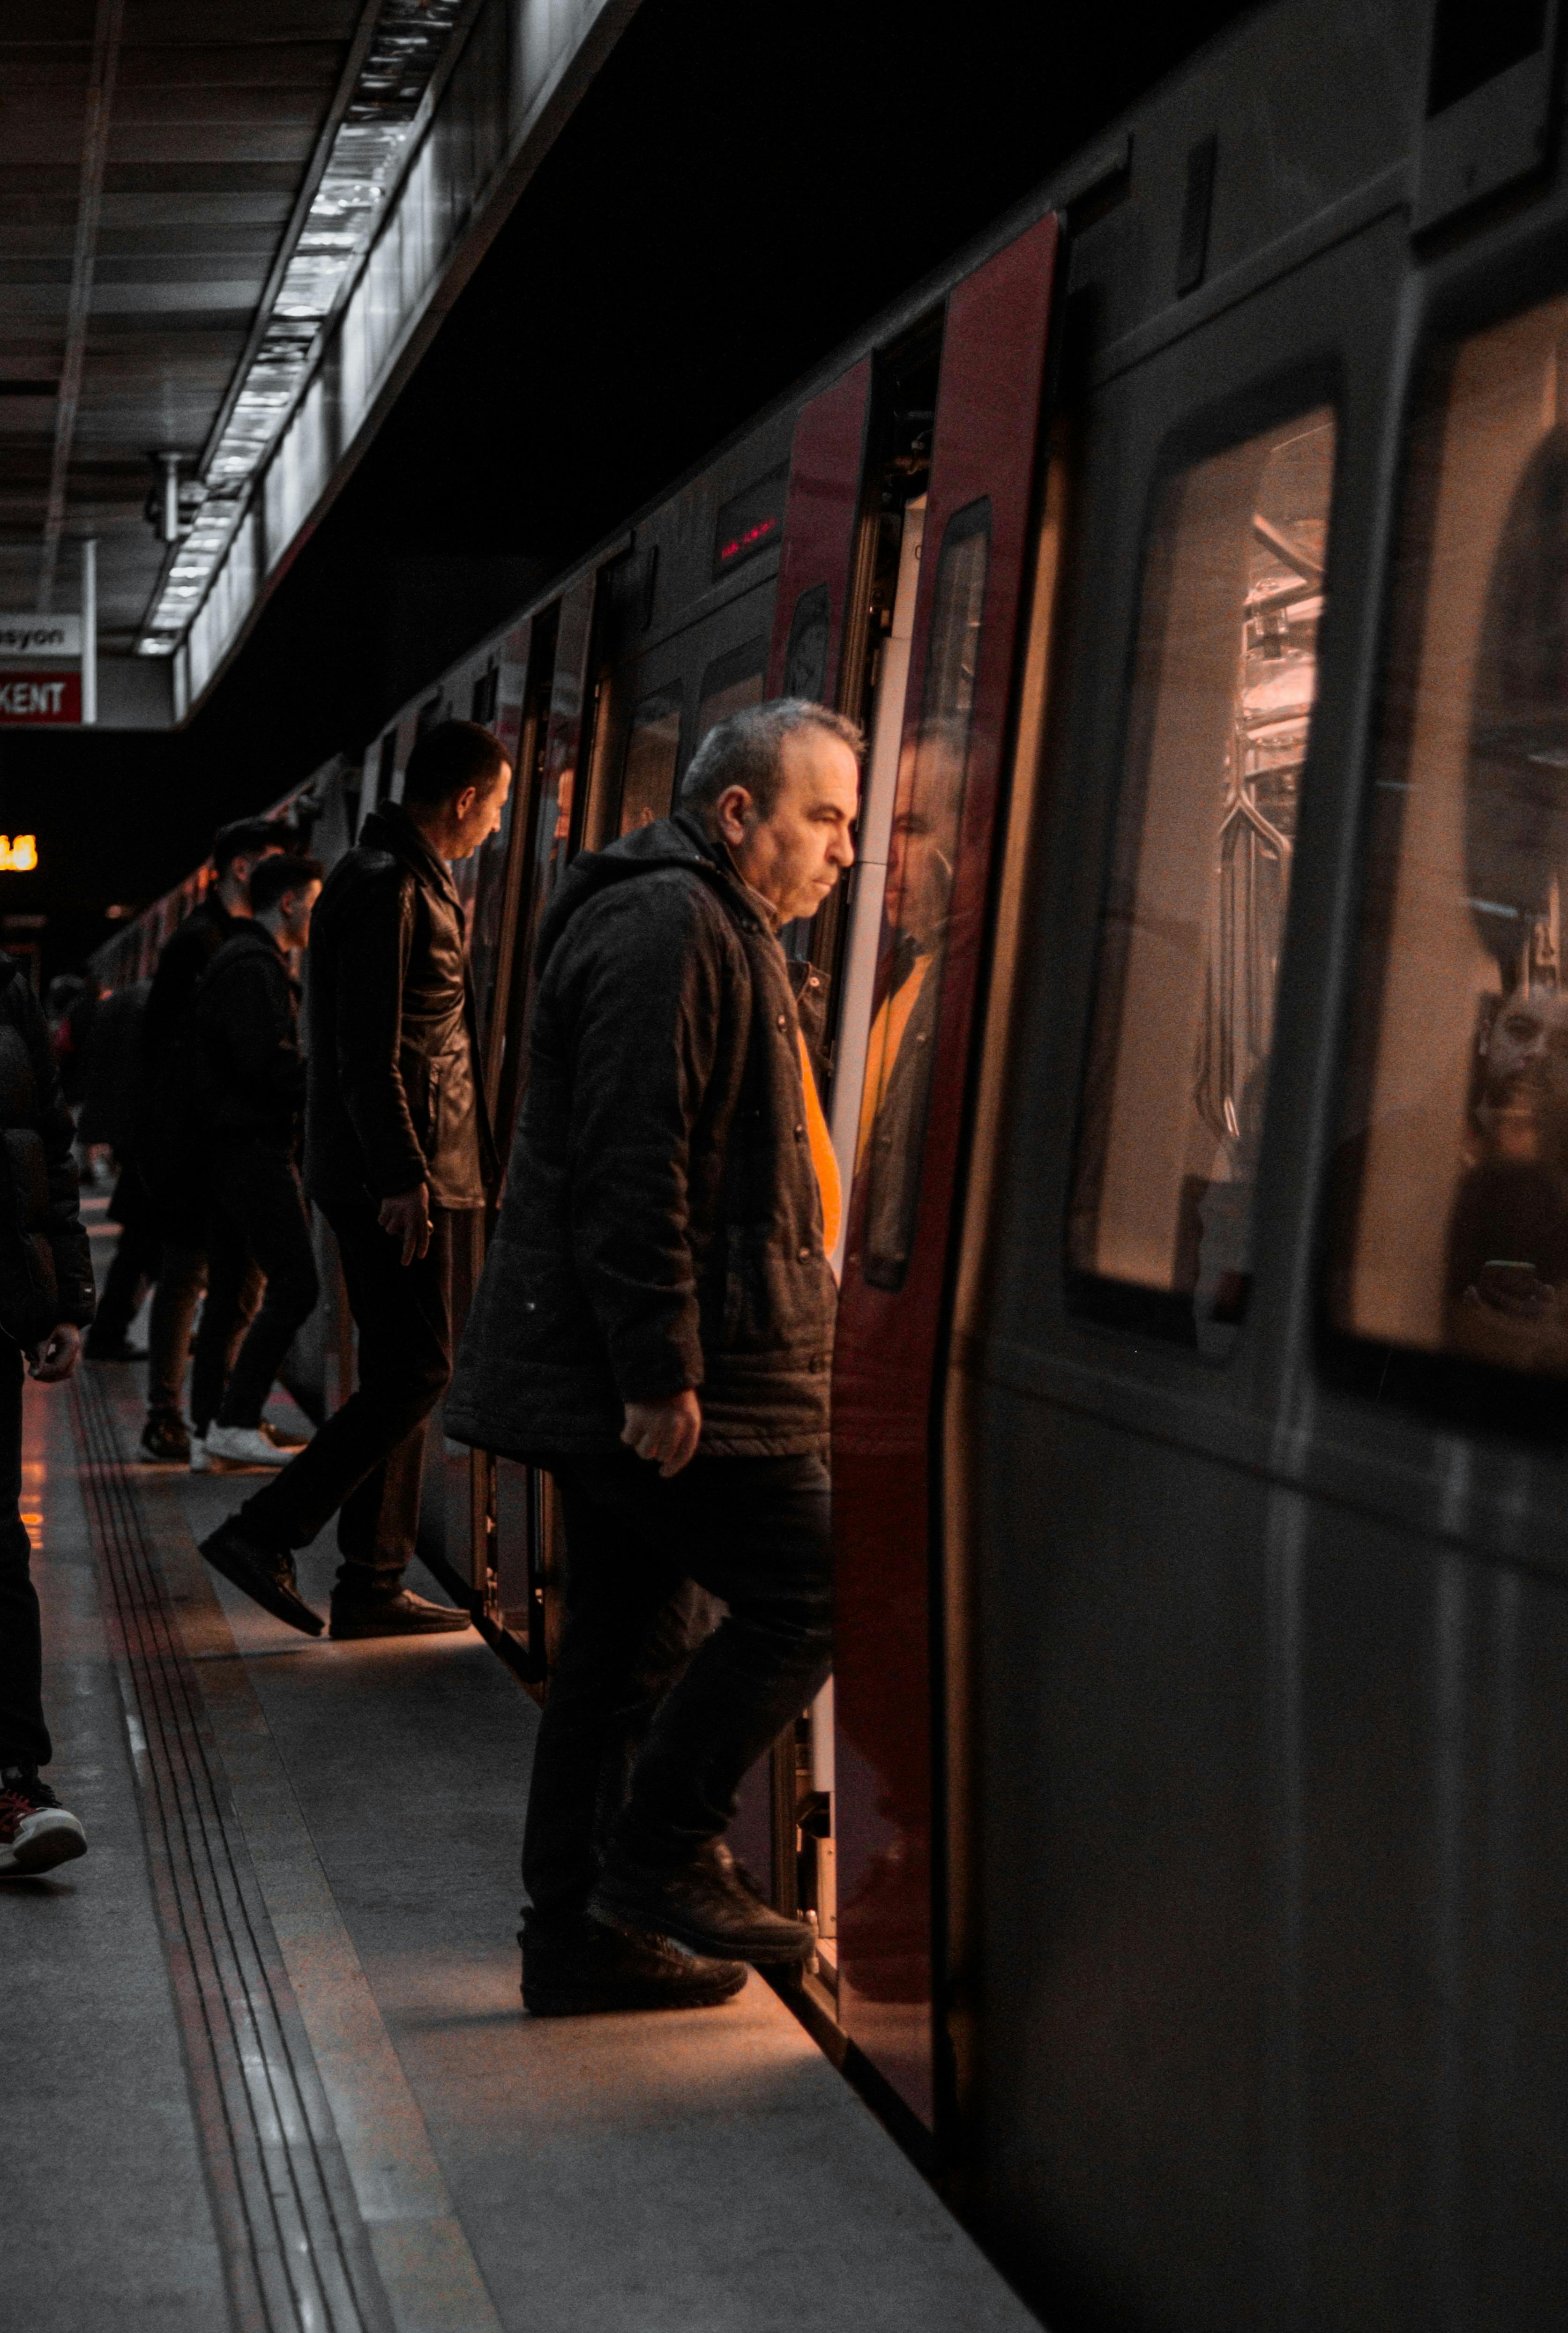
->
xmin=92 ymin=0 xmax=1568 ymax=2321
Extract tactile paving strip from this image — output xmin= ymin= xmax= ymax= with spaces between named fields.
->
xmin=72 ymin=1366 xmax=397 ymax=2333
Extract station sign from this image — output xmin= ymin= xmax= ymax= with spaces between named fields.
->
xmin=0 ymin=673 xmax=82 ymax=723
xmin=0 ymin=616 xmax=82 ymax=658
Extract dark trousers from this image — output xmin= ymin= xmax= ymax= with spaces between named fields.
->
xmin=522 ymin=1449 xmax=834 ymax=1926
xmin=0 ymin=1346 xmax=45 ymax=1770
xmin=146 ymin=1236 xmax=207 ymax=1417
xmin=193 ymin=1142 xmax=319 ymax=1433
xmin=240 ymin=1198 xmax=455 ymax=1594
xmin=92 ymin=1169 xmax=159 ymax=1346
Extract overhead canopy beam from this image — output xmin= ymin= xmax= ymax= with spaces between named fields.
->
xmin=37 ymin=0 xmax=123 ymax=615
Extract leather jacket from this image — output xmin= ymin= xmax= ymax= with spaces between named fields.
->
xmin=303 ymin=802 xmax=496 ymax=1210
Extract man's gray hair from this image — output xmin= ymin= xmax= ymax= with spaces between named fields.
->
xmin=679 ymin=698 xmax=862 ymax=821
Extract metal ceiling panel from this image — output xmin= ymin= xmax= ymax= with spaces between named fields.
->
xmin=0 ymin=0 xmax=641 ymax=725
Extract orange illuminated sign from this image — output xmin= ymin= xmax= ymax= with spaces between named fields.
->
xmin=0 ymin=837 xmax=39 ymax=872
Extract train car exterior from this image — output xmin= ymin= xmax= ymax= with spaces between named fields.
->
xmin=90 ymin=0 xmax=1568 ymax=2317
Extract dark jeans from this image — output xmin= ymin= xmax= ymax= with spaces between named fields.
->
xmin=193 ymin=1142 xmax=319 ymax=1432
xmin=240 ymin=1198 xmax=455 ymax=1595
xmin=92 ymin=1219 xmax=158 ymax=1347
xmin=0 ymin=1345 xmax=45 ymax=1770
xmin=522 ymin=1449 xmax=834 ymax=1926
xmin=146 ymin=1236 xmax=206 ymax=1417
xmin=92 ymin=1169 xmax=159 ymax=1346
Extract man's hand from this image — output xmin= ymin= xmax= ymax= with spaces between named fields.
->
xmin=621 ymin=1388 xmax=702 ymax=1477
xmin=379 ymin=1183 xmax=432 ymax=1266
xmin=30 ymin=1323 xmax=81 ymax=1384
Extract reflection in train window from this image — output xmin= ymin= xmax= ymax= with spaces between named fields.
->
xmin=783 ymin=583 xmax=831 ymax=701
xmin=1068 ymin=407 xmax=1337 ymax=1347
xmin=695 ymin=639 xmax=767 ymax=746
xmin=619 ymin=688 xmax=682 ymax=834
xmin=858 ymin=496 xmax=991 ymax=1291
xmin=1333 ymin=294 xmax=1568 ymax=1382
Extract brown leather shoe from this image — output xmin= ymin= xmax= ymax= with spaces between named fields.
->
xmin=521 ymin=1912 xmax=747 ymax=2016
xmin=590 ymin=1839 xmax=814 ymax=1967
xmin=199 ymin=1519 xmax=323 ymax=1637
xmin=328 ymin=1588 xmax=471 ymax=1639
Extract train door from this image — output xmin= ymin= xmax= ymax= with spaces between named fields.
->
xmin=468 ymin=572 xmax=610 ymax=1675
xmin=829 ymin=214 xmax=1060 ymax=2129
xmin=743 ymin=320 xmax=944 ymax=1960
xmin=420 ymin=623 xmax=533 ymax=1615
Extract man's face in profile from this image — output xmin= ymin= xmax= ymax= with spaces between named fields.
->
xmin=886 ymin=811 xmax=952 ymax=953
xmin=1482 ymin=986 xmax=1568 ymax=1158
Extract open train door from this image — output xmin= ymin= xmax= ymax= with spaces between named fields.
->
xmin=831 ymin=214 xmax=1060 ymax=2129
xmin=766 ymin=360 xmax=873 ymax=707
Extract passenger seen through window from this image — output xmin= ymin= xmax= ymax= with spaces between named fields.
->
xmin=1068 ymin=408 xmax=1336 ymax=1349
xmin=1335 ymin=298 xmax=1568 ymax=1379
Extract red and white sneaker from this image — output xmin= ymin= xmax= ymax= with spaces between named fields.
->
xmin=0 ymin=1768 xmax=87 ymax=1875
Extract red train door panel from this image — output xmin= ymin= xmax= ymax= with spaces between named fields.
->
xmin=767 ymin=361 xmax=872 ymax=705
xmin=732 ymin=361 xmax=874 ymax=1883
xmin=832 ymin=214 xmax=1060 ymax=2126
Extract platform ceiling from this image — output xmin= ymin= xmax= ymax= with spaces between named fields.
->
xmin=0 ymin=1 xmax=367 ymax=654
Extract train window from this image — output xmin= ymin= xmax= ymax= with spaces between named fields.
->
xmin=470 ymin=665 xmax=499 ymax=726
xmin=857 ymin=496 xmax=991 ymax=1290
xmin=783 ymin=583 xmax=831 ymax=701
xmin=373 ymin=729 xmax=397 ymax=820
xmin=1331 ymin=291 xmax=1568 ymax=1389
xmin=619 ymin=687 xmax=682 ymax=833
xmin=695 ymin=639 xmax=767 ymax=745
xmin=1067 ymin=406 xmax=1337 ymax=1347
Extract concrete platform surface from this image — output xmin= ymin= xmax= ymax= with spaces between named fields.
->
xmin=1 ymin=1346 xmax=1042 ymax=2333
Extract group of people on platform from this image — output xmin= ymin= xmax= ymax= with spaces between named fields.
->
xmin=0 ymin=698 xmax=867 ymax=2021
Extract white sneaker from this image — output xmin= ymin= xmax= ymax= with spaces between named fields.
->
xmin=0 ymin=1770 xmax=87 ymax=1875
xmin=202 ymin=1424 xmax=290 ymax=1470
xmin=188 ymin=1434 xmax=210 ymax=1474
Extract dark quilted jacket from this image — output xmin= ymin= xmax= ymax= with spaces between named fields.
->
xmin=0 ymin=956 xmax=94 ymax=1346
xmin=446 ymin=809 xmax=836 ymax=1459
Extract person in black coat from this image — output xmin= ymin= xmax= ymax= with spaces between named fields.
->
xmin=446 ymin=698 xmax=859 ymax=2015
xmin=79 ymin=976 xmax=157 ymax=1360
xmin=134 ymin=816 xmax=285 ymax=1462
xmin=199 ymin=722 xmax=510 ymax=1640
xmin=0 ymin=954 xmax=98 ymax=1877
xmin=188 ymin=853 xmax=324 ymax=1476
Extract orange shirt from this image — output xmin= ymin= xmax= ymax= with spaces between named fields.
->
xmin=797 ymin=1029 xmax=842 ymax=1256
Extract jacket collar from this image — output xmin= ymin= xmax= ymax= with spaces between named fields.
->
xmin=668 ymin=809 xmax=778 ymax=934
xmin=361 ymin=801 xmax=461 ymax=908
xmin=222 ymin=917 xmax=283 ymax=958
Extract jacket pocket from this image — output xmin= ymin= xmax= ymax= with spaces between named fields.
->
xmin=721 ymin=1221 xmax=803 ymax=1355
xmin=400 ymin=1048 xmax=437 ymax=1157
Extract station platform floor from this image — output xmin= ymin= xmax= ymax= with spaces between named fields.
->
xmin=0 ymin=1275 xmax=1041 ymax=2328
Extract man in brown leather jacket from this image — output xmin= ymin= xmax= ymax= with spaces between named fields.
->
xmin=200 ymin=721 xmax=510 ymax=1639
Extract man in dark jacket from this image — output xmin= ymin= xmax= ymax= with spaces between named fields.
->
xmin=189 ymin=853 xmax=323 ymax=1496
xmin=0 ymin=955 xmax=98 ymax=1876
xmin=447 ymin=698 xmax=859 ymax=2015
xmin=136 ymin=816 xmax=284 ymax=1463
xmin=199 ymin=722 xmax=510 ymax=1639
